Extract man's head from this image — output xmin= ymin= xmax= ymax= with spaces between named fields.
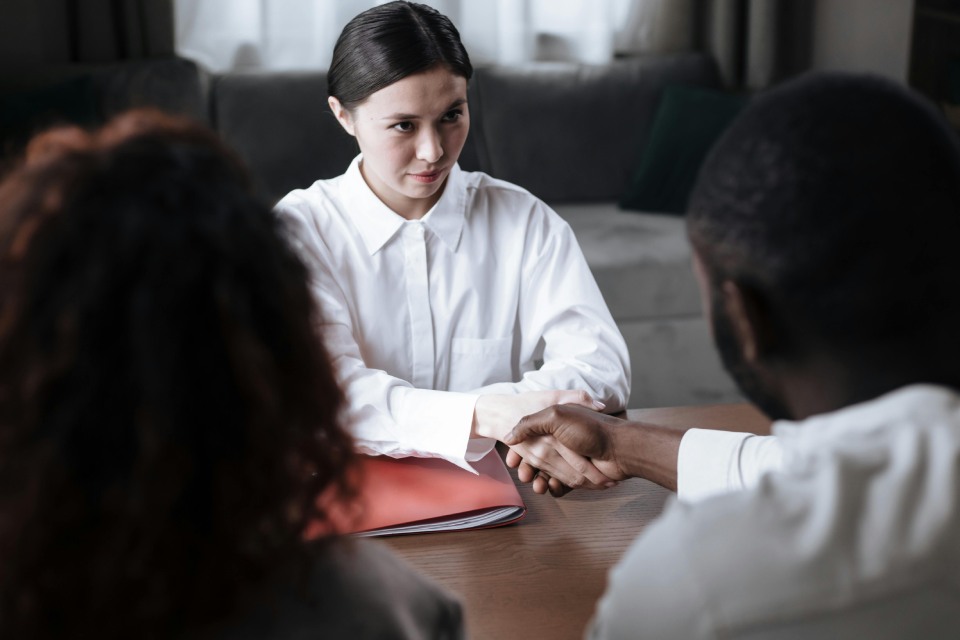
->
xmin=688 ymin=73 xmax=960 ymax=419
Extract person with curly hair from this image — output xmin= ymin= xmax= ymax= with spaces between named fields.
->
xmin=0 ymin=109 xmax=463 ymax=639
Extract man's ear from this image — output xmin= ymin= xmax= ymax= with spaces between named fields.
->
xmin=328 ymin=96 xmax=356 ymax=137
xmin=720 ymin=280 xmax=779 ymax=364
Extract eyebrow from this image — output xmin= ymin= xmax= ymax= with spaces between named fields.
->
xmin=382 ymin=98 xmax=467 ymax=121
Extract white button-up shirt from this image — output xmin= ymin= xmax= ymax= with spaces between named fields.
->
xmin=276 ymin=157 xmax=630 ymax=471
xmin=590 ymin=385 xmax=960 ymax=639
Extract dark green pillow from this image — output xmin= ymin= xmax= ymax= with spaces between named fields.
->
xmin=948 ymin=57 xmax=960 ymax=103
xmin=620 ymin=85 xmax=747 ymax=215
xmin=0 ymin=75 xmax=99 ymax=157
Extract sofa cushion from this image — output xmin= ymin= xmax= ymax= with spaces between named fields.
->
xmin=553 ymin=203 xmax=702 ymax=321
xmin=212 ymin=72 xmax=355 ymax=204
xmin=620 ymin=84 xmax=747 ymax=215
xmin=619 ymin=316 xmax=741 ymax=408
xmin=470 ymin=53 xmax=721 ymax=203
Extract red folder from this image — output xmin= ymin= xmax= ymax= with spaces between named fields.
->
xmin=335 ymin=449 xmax=526 ymax=537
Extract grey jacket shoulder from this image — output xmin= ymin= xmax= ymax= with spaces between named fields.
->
xmin=211 ymin=539 xmax=463 ymax=640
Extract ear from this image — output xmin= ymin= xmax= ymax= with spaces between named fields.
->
xmin=719 ymin=280 xmax=778 ymax=364
xmin=690 ymin=250 xmax=712 ymax=324
xmin=328 ymin=96 xmax=356 ymax=137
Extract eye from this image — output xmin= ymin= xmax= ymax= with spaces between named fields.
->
xmin=392 ymin=121 xmax=414 ymax=132
xmin=441 ymin=109 xmax=463 ymax=123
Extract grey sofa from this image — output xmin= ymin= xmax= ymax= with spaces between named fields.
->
xmin=2 ymin=54 xmax=740 ymax=408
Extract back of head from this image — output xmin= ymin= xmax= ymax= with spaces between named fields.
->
xmin=688 ymin=73 xmax=960 ymax=373
xmin=328 ymin=0 xmax=473 ymax=108
xmin=0 ymin=111 xmax=356 ymax=638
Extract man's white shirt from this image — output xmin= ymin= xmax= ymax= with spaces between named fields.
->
xmin=591 ymin=385 xmax=960 ymax=639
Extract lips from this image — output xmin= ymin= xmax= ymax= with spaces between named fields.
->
xmin=409 ymin=169 xmax=444 ymax=184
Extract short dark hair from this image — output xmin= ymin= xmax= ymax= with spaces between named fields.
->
xmin=0 ymin=110 xmax=357 ymax=638
xmin=688 ymin=73 xmax=960 ymax=363
xmin=328 ymin=1 xmax=473 ymax=109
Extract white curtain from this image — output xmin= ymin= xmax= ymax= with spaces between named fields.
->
xmin=174 ymin=0 xmax=694 ymax=72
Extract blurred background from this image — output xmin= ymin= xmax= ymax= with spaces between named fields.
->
xmin=1 ymin=0 xmax=958 ymax=409
xmin=2 ymin=0 xmax=958 ymax=132
xmin=0 ymin=2 xmax=950 ymax=81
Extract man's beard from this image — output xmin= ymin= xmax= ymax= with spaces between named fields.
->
xmin=711 ymin=295 xmax=793 ymax=422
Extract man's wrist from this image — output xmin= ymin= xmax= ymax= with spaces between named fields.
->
xmin=608 ymin=420 xmax=647 ymax=479
xmin=610 ymin=421 xmax=683 ymax=491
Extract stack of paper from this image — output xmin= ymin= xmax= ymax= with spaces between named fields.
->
xmin=340 ymin=449 xmax=527 ymax=537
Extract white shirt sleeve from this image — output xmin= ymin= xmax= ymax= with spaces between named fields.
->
xmin=472 ymin=202 xmax=631 ymax=410
xmin=587 ymin=501 xmax=709 ymax=640
xmin=676 ymin=429 xmax=784 ymax=502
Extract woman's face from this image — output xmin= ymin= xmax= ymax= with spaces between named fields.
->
xmin=330 ymin=66 xmax=470 ymax=220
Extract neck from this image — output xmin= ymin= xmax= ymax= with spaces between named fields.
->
xmin=778 ymin=352 xmax=960 ymax=421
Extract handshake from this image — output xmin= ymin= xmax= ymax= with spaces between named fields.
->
xmin=472 ymin=391 xmax=680 ymax=497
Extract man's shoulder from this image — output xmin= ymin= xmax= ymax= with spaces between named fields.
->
xmin=591 ymin=480 xmax=833 ymax=639
xmin=595 ymin=447 xmax=960 ymax=639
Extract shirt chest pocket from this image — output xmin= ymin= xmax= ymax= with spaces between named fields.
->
xmin=448 ymin=336 xmax=515 ymax=392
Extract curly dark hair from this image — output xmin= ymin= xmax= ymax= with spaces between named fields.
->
xmin=0 ymin=110 xmax=357 ymax=638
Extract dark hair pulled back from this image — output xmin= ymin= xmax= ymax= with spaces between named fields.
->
xmin=328 ymin=1 xmax=473 ymax=109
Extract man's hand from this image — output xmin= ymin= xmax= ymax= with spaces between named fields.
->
xmin=507 ymin=435 xmax=619 ymax=494
xmin=503 ymin=404 xmax=632 ymax=481
xmin=472 ymin=391 xmax=616 ymax=491
xmin=504 ymin=403 xmax=685 ymax=492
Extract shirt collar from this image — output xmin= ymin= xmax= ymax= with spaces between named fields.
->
xmin=339 ymin=155 xmax=465 ymax=255
xmin=421 ymin=163 xmax=466 ymax=252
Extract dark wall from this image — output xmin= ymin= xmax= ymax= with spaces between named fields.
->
xmin=0 ymin=0 xmax=71 ymax=67
xmin=0 ymin=0 xmax=174 ymax=69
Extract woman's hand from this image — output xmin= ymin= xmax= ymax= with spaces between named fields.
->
xmin=504 ymin=449 xmax=569 ymax=496
xmin=472 ymin=390 xmax=617 ymax=492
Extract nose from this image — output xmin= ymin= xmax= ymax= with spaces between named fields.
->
xmin=416 ymin=127 xmax=443 ymax=164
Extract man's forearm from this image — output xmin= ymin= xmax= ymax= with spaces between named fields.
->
xmin=611 ymin=422 xmax=685 ymax=492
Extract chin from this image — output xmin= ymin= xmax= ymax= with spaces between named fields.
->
xmin=409 ymin=184 xmax=442 ymax=197
xmin=711 ymin=300 xmax=793 ymax=422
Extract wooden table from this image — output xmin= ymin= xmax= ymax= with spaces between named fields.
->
xmin=384 ymin=403 xmax=771 ymax=640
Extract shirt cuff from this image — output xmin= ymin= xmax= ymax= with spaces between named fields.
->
xmin=677 ymin=429 xmax=784 ymax=502
xmin=393 ymin=388 xmax=483 ymax=473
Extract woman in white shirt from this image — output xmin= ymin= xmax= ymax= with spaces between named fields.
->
xmin=276 ymin=1 xmax=630 ymax=494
